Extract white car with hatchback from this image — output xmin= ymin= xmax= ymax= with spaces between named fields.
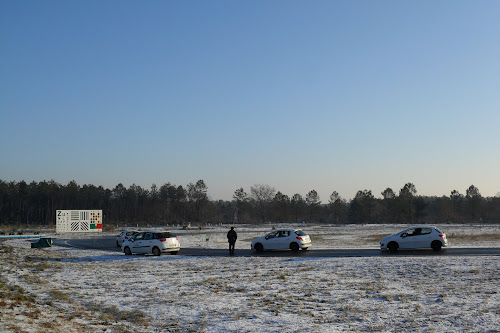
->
xmin=122 ymin=231 xmax=180 ymax=256
xmin=251 ymin=228 xmax=311 ymax=253
xmin=380 ymin=226 xmax=448 ymax=253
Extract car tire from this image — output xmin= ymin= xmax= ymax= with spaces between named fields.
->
xmin=170 ymin=251 xmax=178 ymax=255
xmin=302 ymin=247 xmax=308 ymax=251
xmin=152 ymin=247 xmax=161 ymax=256
xmin=388 ymin=242 xmax=398 ymax=253
xmin=290 ymin=242 xmax=299 ymax=253
xmin=254 ymin=243 xmax=263 ymax=253
xmin=124 ymin=247 xmax=132 ymax=255
xmin=116 ymin=241 xmax=120 ymax=247
xmin=431 ymin=240 xmax=442 ymax=251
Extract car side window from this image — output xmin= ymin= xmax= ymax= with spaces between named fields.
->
xmin=406 ymin=228 xmax=418 ymax=236
xmin=280 ymin=231 xmax=290 ymax=237
xmin=421 ymin=228 xmax=432 ymax=235
xmin=144 ymin=233 xmax=152 ymax=240
xmin=268 ymin=231 xmax=279 ymax=239
xmin=134 ymin=233 xmax=144 ymax=240
xmin=152 ymin=233 xmax=158 ymax=239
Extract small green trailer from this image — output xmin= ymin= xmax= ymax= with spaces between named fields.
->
xmin=31 ymin=238 xmax=53 ymax=248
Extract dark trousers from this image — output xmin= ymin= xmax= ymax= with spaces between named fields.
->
xmin=229 ymin=242 xmax=235 ymax=254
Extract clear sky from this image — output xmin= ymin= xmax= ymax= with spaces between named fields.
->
xmin=1 ymin=0 xmax=499 ymax=201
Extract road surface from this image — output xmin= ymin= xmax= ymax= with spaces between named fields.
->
xmin=52 ymin=236 xmax=500 ymax=257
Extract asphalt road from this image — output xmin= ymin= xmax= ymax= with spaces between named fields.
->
xmin=52 ymin=236 xmax=500 ymax=257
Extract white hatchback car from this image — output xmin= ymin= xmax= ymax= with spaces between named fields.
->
xmin=122 ymin=231 xmax=180 ymax=256
xmin=380 ymin=226 xmax=448 ymax=253
xmin=116 ymin=230 xmax=138 ymax=247
xmin=251 ymin=228 xmax=312 ymax=253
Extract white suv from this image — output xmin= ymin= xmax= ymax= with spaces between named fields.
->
xmin=122 ymin=231 xmax=180 ymax=256
xmin=380 ymin=226 xmax=448 ymax=253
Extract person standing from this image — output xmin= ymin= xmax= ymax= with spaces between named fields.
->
xmin=227 ymin=227 xmax=237 ymax=255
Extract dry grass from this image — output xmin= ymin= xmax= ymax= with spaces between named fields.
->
xmin=446 ymin=233 xmax=500 ymax=241
xmin=0 ymin=240 xmax=152 ymax=333
xmin=362 ymin=234 xmax=391 ymax=242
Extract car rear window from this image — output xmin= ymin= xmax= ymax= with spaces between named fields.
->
xmin=294 ymin=230 xmax=307 ymax=236
xmin=156 ymin=232 xmax=176 ymax=239
xmin=435 ymin=227 xmax=443 ymax=234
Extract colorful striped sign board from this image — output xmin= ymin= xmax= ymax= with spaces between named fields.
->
xmin=56 ymin=210 xmax=103 ymax=233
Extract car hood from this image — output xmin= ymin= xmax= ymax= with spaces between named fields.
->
xmin=251 ymin=236 xmax=266 ymax=245
xmin=380 ymin=234 xmax=395 ymax=243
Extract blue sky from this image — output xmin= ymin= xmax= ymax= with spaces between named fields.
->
xmin=1 ymin=0 xmax=499 ymax=201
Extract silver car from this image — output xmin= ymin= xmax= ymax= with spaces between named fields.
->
xmin=122 ymin=231 xmax=180 ymax=256
xmin=380 ymin=226 xmax=448 ymax=253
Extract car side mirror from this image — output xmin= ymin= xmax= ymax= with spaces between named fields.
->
xmin=265 ymin=236 xmax=269 ymax=240
xmin=401 ymin=233 xmax=407 ymax=238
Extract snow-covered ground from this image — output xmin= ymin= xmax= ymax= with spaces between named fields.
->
xmin=1 ymin=224 xmax=499 ymax=332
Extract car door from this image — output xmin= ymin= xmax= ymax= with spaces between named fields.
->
xmin=142 ymin=232 xmax=153 ymax=253
xmin=413 ymin=228 xmax=433 ymax=248
xmin=264 ymin=231 xmax=280 ymax=250
xmin=132 ymin=232 xmax=145 ymax=253
xmin=278 ymin=230 xmax=291 ymax=248
xmin=398 ymin=228 xmax=414 ymax=249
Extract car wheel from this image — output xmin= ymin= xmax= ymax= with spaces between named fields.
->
xmin=170 ymin=251 xmax=178 ymax=255
xmin=431 ymin=240 xmax=442 ymax=251
xmin=254 ymin=243 xmax=263 ymax=253
xmin=290 ymin=242 xmax=299 ymax=252
xmin=152 ymin=247 xmax=161 ymax=256
xmin=124 ymin=247 xmax=132 ymax=255
xmin=388 ymin=242 xmax=398 ymax=253
xmin=116 ymin=241 xmax=120 ymax=247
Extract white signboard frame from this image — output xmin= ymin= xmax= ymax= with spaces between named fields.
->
xmin=56 ymin=210 xmax=103 ymax=233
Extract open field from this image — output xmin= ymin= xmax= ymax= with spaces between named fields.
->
xmin=1 ymin=224 xmax=499 ymax=332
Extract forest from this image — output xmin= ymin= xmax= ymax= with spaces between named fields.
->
xmin=1 ymin=179 xmax=499 ymax=227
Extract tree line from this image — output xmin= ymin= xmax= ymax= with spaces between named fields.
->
xmin=1 ymin=179 xmax=499 ymax=226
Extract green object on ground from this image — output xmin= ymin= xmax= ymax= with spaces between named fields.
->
xmin=31 ymin=238 xmax=53 ymax=248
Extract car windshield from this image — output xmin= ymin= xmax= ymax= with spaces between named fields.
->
xmin=156 ymin=232 xmax=175 ymax=239
xmin=133 ymin=233 xmax=144 ymax=240
xmin=126 ymin=231 xmax=136 ymax=236
xmin=294 ymin=230 xmax=307 ymax=236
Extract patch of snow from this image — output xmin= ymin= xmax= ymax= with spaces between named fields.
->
xmin=1 ymin=224 xmax=499 ymax=332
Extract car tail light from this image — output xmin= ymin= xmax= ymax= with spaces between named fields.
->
xmin=439 ymin=234 xmax=445 ymax=238
xmin=125 ymin=236 xmax=128 ymax=239
xmin=159 ymin=238 xmax=166 ymax=242
xmin=296 ymin=236 xmax=303 ymax=241
xmin=176 ymin=237 xmax=179 ymax=241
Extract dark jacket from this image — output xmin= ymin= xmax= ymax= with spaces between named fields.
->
xmin=227 ymin=229 xmax=237 ymax=243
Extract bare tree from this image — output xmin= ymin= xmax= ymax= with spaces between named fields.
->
xmin=250 ymin=184 xmax=276 ymax=222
